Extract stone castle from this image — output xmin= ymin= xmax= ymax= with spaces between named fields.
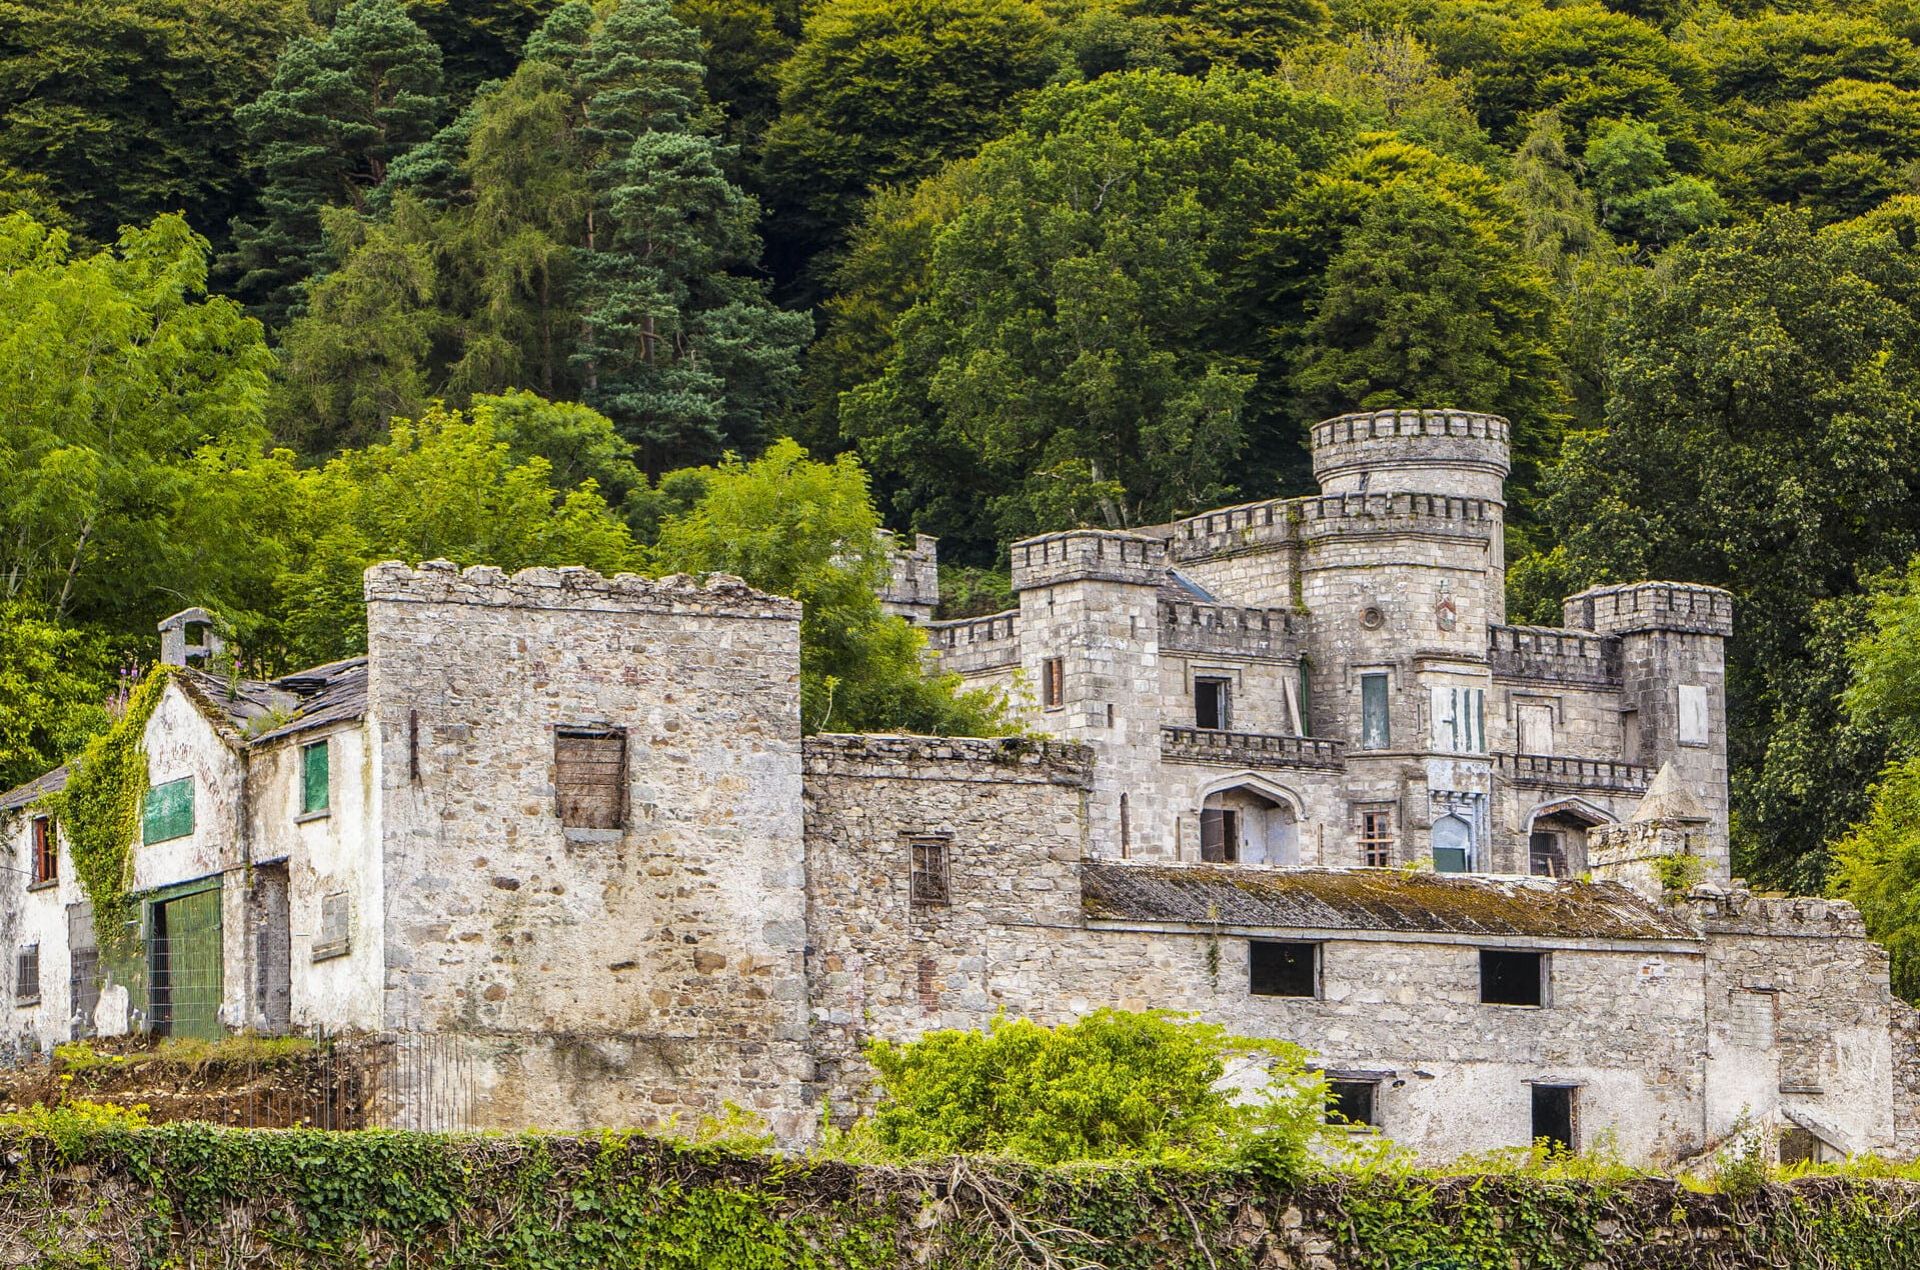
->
xmin=1 ymin=408 xmax=1913 ymax=1167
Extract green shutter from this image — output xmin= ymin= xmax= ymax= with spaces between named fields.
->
xmin=301 ymin=741 xmax=330 ymax=815
xmin=141 ymin=779 xmax=194 ymax=844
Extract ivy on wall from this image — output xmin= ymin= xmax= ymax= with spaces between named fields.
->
xmin=39 ymin=667 xmax=177 ymax=956
xmin=3 ymin=1121 xmax=1920 ymax=1269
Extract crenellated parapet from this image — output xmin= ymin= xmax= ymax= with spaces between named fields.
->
xmin=1563 ymin=582 xmax=1733 ymax=638
xmin=1009 ymin=530 xmax=1166 ymax=592
xmin=1159 ymin=600 xmax=1304 ymax=659
xmin=1310 ymin=408 xmax=1511 ymax=499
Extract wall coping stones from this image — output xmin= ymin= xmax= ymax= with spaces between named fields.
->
xmin=803 ymin=734 xmax=1094 ymax=786
xmin=363 ymin=560 xmax=801 ymax=621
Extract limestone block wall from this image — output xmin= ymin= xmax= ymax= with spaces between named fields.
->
xmin=801 ymin=734 xmax=1093 ymax=1119
xmin=1696 ymin=891 xmax=1898 ymax=1157
xmin=364 ymin=562 xmax=814 ymax=1139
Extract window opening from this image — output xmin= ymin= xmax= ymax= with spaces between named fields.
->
xmin=1327 ymin=1080 xmax=1378 ymax=1128
xmin=1119 ymin=794 xmax=1130 ymax=858
xmin=910 ymin=838 xmax=950 ymax=905
xmin=1531 ymin=1084 xmax=1577 ymax=1152
xmin=68 ymin=905 xmax=98 ymax=1036
xmin=300 ymin=740 xmax=330 ymax=816
xmin=314 ymin=891 xmax=351 ymax=961
xmin=1360 ymin=809 xmax=1395 ymax=868
xmin=1529 ymin=831 xmax=1567 ymax=878
xmin=1249 ymin=940 xmax=1318 ymax=997
xmin=1042 ymin=657 xmax=1065 ymax=709
xmin=1431 ymin=685 xmax=1487 ymax=754
xmin=30 ymin=816 xmax=55 ymax=885
xmin=1481 ymin=950 xmax=1546 ymax=1007
xmin=555 ymin=727 xmax=627 ymax=830
xmin=1432 ymin=814 xmax=1473 ymax=873
xmin=1360 ymin=673 xmax=1390 ymax=748
xmin=1200 ymin=807 xmax=1239 ymax=863
xmin=1517 ymin=703 xmax=1555 ymax=755
xmin=1194 ymin=677 xmax=1230 ymax=730
xmin=14 ymin=944 xmax=39 ymax=1004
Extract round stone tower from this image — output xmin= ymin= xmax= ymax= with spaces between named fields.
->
xmin=1310 ymin=407 xmax=1511 ymax=503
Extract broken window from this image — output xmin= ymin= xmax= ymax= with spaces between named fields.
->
xmin=909 ymin=838 xmax=949 ymax=905
xmin=1359 ymin=673 xmax=1390 ymax=749
xmin=1249 ymin=940 xmax=1318 ymax=997
xmin=1359 ymin=807 xmax=1394 ymax=868
xmin=300 ymin=740 xmax=330 ymax=816
xmin=1481 ymin=950 xmax=1546 ymax=1007
xmin=30 ymin=815 xmax=55 ymax=885
xmin=1194 ymin=677 xmax=1231 ymax=730
xmin=1200 ymin=807 xmax=1239 ymax=863
xmin=1517 ymin=702 xmax=1555 ymax=755
xmin=1326 ymin=1080 xmax=1379 ymax=1129
xmin=1042 ymin=657 xmax=1065 ymax=709
xmin=555 ymin=727 xmax=627 ymax=830
xmin=1529 ymin=831 xmax=1567 ymax=878
xmin=1530 ymin=1084 xmax=1577 ymax=1152
xmin=141 ymin=777 xmax=194 ymax=844
xmin=14 ymin=944 xmax=38 ymax=1004
xmin=314 ymin=891 xmax=351 ymax=961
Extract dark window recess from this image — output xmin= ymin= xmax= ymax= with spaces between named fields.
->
xmin=1194 ymin=678 xmax=1230 ymax=730
xmin=30 ymin=816 xmax=55 ymax=884
xmin=910 ymin=838 xmax=950 ymax=905
xmin=1327 ymin=1080 xmax=1378 ymax=1128
xmin=1531 ymin=1084 xmax=1576 ymax=1152
xmin=1481 ymin=950 xmax=1546 ymax=1006
xmin=1249 ymin=940 xmax=1318 ymax=998
xmin=14 ymin=944 xmax=38 ymax=1004
xmin=555 ymin=728 xmax=627 ymax=829
xmin=1043 ymin=658 xmax=1065 ymax=709
xmin=1529 ymin=831 xmax=1567 ymax=878
xmin=1778 ymin=1127 xmax=1820 ymax=1165
xmin=1200 ymin=807 xmax=1239 ymax=863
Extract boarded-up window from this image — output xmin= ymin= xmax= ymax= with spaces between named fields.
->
xmin=1200 ymin=808 xmax=1239 ymax=863
xmin=1359 ymin=673 xmax=1390 ymax=749
xmin=15 ymin=944 xmax=39 ymax=1003
xmin=141 ymin=777 xmax=194 ymax=844
xmin=1432 ymin=814 xmax=1473 ymax=873
xmin=300 ymin=740 xmax=330 ymax=815
xmin=910 ymin=838 xmax=950 ymax=905
xmin=30 ymin=816 xmax=55 ymax=884
xmin=1517 ymin=703 xmax=1555 ymax=755
xmin=1430 ymin=685 xmax=1486 ymax=754
xmin=1678 ymin=685 xmax=1710 ymax=747
xmin=314 ymin=891 xmax=351 ymax=961
xmin=1042 ymin=658 xmax=1065 ymax=709
xmin=555 ymin=728 xmax=627 ymax=830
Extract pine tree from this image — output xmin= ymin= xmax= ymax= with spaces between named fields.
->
xmin=225 ymin=0 xmax=447 ymax=328
xmin=574 ymin=0 xmax=808 ymax=470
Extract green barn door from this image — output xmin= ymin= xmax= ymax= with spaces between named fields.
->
xmin=151 ymin=888 xmax=223 ymax=1041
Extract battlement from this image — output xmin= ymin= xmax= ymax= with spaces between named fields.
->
xmin=1311 ymin=408 xmax=1511 ymax=497
xmin=1168 ymin=496 xmax=1297 ymax=562
xmin=923 ymin=610 xmax=1019 ymax=673
xmin=1489 ymin=624 xmax=1623 ymax=686
xmin=1562 ymin=582 xmax=1734 ymax=638
xmin=1009 ymin=530 xmax=1167 ymax=592
xmin=1159 ymin=601 xmax=1304 ymax=659
xmin=363 ymin=560 xmax=800 ymax=620
xmin=1295 ymin=491 xmax=1501 ymax=540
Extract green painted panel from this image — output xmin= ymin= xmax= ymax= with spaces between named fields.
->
xmin=141 ymin=778 xmax=194 ymax=844
xmin=301 ymin=741 xmax=330 ymax=815
xmin=152 ymin=886 xmax=222 ymax=1041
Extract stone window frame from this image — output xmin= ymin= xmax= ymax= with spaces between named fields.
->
xmin=554 ymin=725 xmax=629 ymax=832
xmin=1248 ymin=939 xmax=1321 ymax=999
xmin=1511 ymin=692 xmax=1560 ymax=757
xmin=1041 ymin=657 xmax=1065 ymax=711
xmin=298 ymin=738 xmax=332 ymax=820
xmin=1325 ymin=1078 xmax=1382 ymax=1131
xmin=1192 ymin=675 xmax=1233 ymax=731
xmin=1480 ymin=948 xmax=1549 ymax=1008
xmin=1355 ymin=803 xmax=1395 ymax=868
xmin=908 ymin=836 xmax=951 ymax=906
xmin=1354 ymin=666 xmax=1393 ymax=750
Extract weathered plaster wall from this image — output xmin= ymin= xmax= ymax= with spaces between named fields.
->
xmin=363 ymin=562 xmax=815 ymax=1139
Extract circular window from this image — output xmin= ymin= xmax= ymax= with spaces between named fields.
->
xmin=1360 ymin=605 xmax=1385 ymax=630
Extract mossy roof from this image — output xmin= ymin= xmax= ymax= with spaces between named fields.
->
xmin=1082 ymin=863 xmax=1698 ymax=941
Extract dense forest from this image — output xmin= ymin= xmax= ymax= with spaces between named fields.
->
xmin=15 ymin=0 xmax=1920 ymax=947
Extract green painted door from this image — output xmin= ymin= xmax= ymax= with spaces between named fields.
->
xmin=152 ymin=887 xmax=222 ymax=1041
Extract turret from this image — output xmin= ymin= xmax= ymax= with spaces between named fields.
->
xmin=1563 ymin=582 xmax=1733 ymax=881
xmin=1311 ymin=408 xmax=1511 ymax=503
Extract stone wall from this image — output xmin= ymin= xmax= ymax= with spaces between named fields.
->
xmin=363 ymin=562 xmax=816 ymax=1139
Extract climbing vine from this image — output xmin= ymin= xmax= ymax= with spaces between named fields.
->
xmin=39 ymin=666 xmax=176 ymax=956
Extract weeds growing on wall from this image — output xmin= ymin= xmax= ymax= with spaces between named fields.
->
xmin=4 ymin=1124 xmax=1920 ymax=1269
xmin=39 ymin=667 xmax=175 ymax=956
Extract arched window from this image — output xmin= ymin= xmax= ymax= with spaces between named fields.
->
xmin=1431 ymin=814 xmax=1473 ymax=873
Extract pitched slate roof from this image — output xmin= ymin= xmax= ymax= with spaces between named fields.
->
xmin=250 ymin=659 xmax=368 ymax=745
xmin=1081 ymin=863 xmax=1698 ymax=942
xmin=0 ymin=766 xmax=68 ymax=813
